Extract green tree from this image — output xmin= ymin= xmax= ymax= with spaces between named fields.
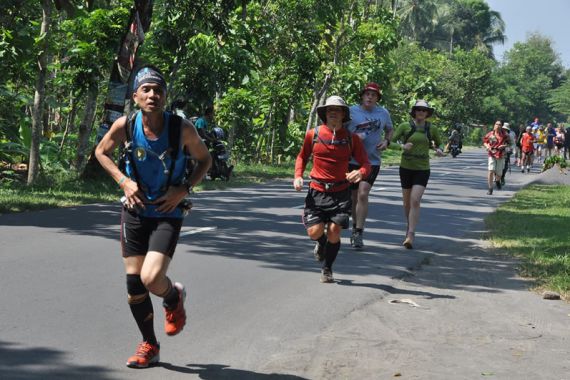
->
xmin=549 ymin=79 xmax=570 ymax=122
xmin=489 ymin=33 xmax=565 ymax=124
xmin=395 ymin=0 xmax=439 ymax=45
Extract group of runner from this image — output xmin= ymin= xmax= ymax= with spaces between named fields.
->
xmin=484 ymin=118 xmax=568 ymax=195
xmin=98 ymin=65 xmax=544 ymax=369
xmin=294 ymin=83 xmax=443 ymax=283
xmin=514 ymin=120 xmax=568 ymax=167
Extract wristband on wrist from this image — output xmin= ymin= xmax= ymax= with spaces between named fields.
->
xmin=118 ymin=176 xmax=127 ymax=188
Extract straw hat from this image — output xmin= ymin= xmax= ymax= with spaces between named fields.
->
xmin=410 ymin=99 xmax=434 ymax=117
xmin=316 ymin=95 xmax=351 ymax=123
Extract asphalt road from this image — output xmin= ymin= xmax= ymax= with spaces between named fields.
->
xmin=1 ymin=149 xmax=569 ymax=380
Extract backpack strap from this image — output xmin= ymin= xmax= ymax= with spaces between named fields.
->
xmin=164 ymin=113 xmax=183 ymax=188
xmin=312 ymin=125 xmax=320 ymax=149
xmin=312 ymin=125 xmax=353 ymax=153
xmin=425 ymin=122 xmax=434 ymax=148
xmin=123 ymin=111 xmax=145 ymax=191
xmin=404 ymin=121 xmax=434 ymax=148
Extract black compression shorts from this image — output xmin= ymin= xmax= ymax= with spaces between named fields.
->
xmin=120 ymin=208 xmax=183 ymax=258
xmin=399 ymin=167 xmax=430 ymax=189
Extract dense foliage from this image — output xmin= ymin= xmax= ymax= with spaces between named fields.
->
xmin=0 ymin=0 xmax=568 ymax=185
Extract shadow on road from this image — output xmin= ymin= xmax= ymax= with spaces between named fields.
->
xmin=0 ymin=150 xmax=541 ymax=299
xmin=336 ymin=280 xmax=456 ymax=299
xmin=0 ymin=340 xmax=115 ymax=380
xmin=160 ymin=362 xmax=308 ymax=379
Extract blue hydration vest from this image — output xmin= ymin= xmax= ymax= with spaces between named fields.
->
xmin=125 ymin=111 xmax=187 ymax=218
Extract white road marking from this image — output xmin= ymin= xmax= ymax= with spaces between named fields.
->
xmin=180 ymin=226 xmax=218 ymax=236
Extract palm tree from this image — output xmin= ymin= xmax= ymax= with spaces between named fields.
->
xmin=444 ymin=0 xmax=505 ymax=58
xmin=394 ymin=0 xmax=439 ymax=43
xmin=341 ymin=0 xmax=505 ymax=58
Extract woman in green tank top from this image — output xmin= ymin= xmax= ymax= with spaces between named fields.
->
xmin=391 ymin=100 xmax=444 ymax=249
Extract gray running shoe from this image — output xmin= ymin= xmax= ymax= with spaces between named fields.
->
xmin=352 ymin=232 xmax=364 ymax=249
xmin=313 ymin=241 xmax=325 ymax=262
xmin=320 ymin=268 xmax=334 ymax=283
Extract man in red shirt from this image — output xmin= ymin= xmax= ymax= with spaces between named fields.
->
xmin=483 ymin=120 xmax=509 ymax=195
xmin=294 ymin=95 xmax=370 ymax=283
xmin=520 ymin=125 xmax=535 ymax=173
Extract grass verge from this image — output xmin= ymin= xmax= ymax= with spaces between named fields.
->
xmin=485 ymin=184 xmax=570 ymax=299
xmin=0 ymin=149 xmax=405 ymax=214
xmin=0 ymin=161 xmax=299 ymax=214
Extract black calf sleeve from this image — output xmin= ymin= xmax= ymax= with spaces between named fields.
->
xmin=312 ymin=233 xmax=327 ymax=247
xmin=323 ymin=241 xmax=341 ymax=269
xmin=162 ymin=277 xmax=180 ymax=310
xmin=126 ymin=274 xmax=147 ymax=302
xmin=126 ymin=274 xmax=157 ymax=345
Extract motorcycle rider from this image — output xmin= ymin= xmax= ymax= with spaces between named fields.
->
xmin=445 ymin=129 xmax=462 ymax=155
xmin=195 ymin=106 xmax=215 ymax=142
xmin=194 ymin=106 xmax=233 ymax=180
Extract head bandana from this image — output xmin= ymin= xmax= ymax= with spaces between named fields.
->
xmin=133 ymin=67 xmax=166 ymax=92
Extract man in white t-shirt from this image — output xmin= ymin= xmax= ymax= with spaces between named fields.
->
xmin=347 ymin=82 xmax=393 ymax=248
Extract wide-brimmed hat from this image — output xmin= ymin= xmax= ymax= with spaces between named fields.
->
xmin=410 ymin=99 xmax=434 ymax=117
xmin=360 ymin=82 xmax=382 ymax=98
xmin=502 ymin=122 xmax=510 ymax=130
xmin=317 ymin=95 xmax=351 ymax=123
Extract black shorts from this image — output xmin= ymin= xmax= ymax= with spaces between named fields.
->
xmin=121 ymin=208 xmax=183 ymax=258
xmin=303 ymin=187 xmax=351 ymax=229
xmin=348 ymin=164 xmax=380 ymax=190
xmin=399 ymin=167 xmax=430 ymax=189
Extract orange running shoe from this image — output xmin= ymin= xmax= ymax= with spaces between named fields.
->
xmin=164 ymin=282 xmax=186 ymax=336
xmin=126 ymin=341 xmax=160 ymax=368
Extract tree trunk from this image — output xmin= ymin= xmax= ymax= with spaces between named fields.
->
xmin=58 ymin=90 xmax=77 ymax=157
xmin=228 ymin=119 xmax=237 ymax=163
xmin=305 ymin=10 xmax=347 ymax=132
xmin=241 ymin=0 xmax=247 ymax=21
xmin=27 ymin=0 xmax=51 ymax=185
xmin=75 ymin=83 xmax=98 ymax=171
xmin=306 ymin=73 xmax=333 ymax=132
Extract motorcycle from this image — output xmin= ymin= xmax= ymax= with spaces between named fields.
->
xmin=449 ymin=144 xmax=461 ymax=158
xmin=206 ymin=127 xmax=233 ymax=181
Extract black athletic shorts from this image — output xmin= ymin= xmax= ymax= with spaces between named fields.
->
xmin=399 ymin=167 xmax=430 ymax=189
xmin=303 ymin=187 xmax=351 ymax=229
xmin=120 ymin=207 xmax=183 ymax=258
xmin=348 ymin=164 xmax=380 ymax=190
